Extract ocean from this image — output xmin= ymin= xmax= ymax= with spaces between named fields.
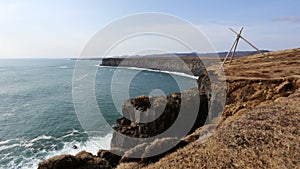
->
xmin=0 ymin=59 xmax=197 ymax=169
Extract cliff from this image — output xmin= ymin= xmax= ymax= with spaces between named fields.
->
xmin=111 ymin=88 xmax=209 ymax=150
xmin=39 ymin=54 xmax=214 ymax=169
xmin=100 ymin=57 xmax=215 ymax=76
xmin=118 ymin=48 xmax=300 ymax=169
xmin=38 ymin=48 xmax=300 ymax=169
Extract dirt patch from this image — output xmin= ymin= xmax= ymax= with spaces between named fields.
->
xmin=223 ymin=77 xmax=298 ymax=118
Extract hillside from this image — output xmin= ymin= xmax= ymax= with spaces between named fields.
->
xmin=38 ymin=48 xmax=300 ymax=169
xmin=117 ymin=48 xmax=300 ymax=169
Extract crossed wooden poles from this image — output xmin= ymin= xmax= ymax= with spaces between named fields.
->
xmin=220 ymin=27 xmax=268 ymax=68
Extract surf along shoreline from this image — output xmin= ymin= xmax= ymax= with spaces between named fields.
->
xmin=38 ymin=55 xmax=216 ymax=169
xmin=38 ymin=54 xmax=223 ymax=169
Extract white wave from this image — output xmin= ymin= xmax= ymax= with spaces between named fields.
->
xmin=75 ymin=73 xmax=88 ymax=81
xmin=1 ymin=112 xmax=14 ymax=117
xmin=59 ymin=129 xmax=80 ymax=139
xmin=72 ymin=129 xmax=79 ymax=133
xmin=30 ymin=135 xmax=53 ymax=143
xmin=0 ymin=143 xmax=20 ymax=151
xmin=98 ymin=65 xmax=198 ymax=79
xmin=22 ymin=103 xmax=31 ymax=107
xmin=46 ymin=132 xmax=112 ymax=157
xmin=59 ymin=66 xmax=68 ymax=69
xmin=0 ymin=139 xmax=11 ymax=145
xmin=51 ymin=133 xmax=112 ymax=156
xmin=0 ymin=138 xmax=20 ymax=146
xmin=23 ymin=142 xmax=34 ymax=148
xmin=14 ymin=133 xmax=113 ymax=169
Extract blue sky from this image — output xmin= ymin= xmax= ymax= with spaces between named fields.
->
xmin=0 ymin=0 xmax=299 ymax=58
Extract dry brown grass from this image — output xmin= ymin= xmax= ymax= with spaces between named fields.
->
xmin=116 ymin=48 xmax=300 ymax=169
xmin=142 ymin=89 xmax=300 ymax=169
xmin=222 ymin=77 xmax=298 ymax=119
xmin=219 ymin=48 xmax=300 ymax=79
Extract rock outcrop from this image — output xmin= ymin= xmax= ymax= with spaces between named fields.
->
xmin=38 ymin=151 xmax=113 ymax=169
xmin=101 ymin=56 xmax=213 ymax=163
xmin=223 ymin=77 xmax=298 ymax=118
xmin=110 ymin=87 xmax=209 ymax=150
xmin=38 ymin=56 xmax=213 ymax=168
xmin=101 ymin=57 xmax=209 ymax=76
xmin=120 ymin=137 xmax=188 ymax=164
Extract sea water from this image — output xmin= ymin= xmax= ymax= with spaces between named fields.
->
xmin=0 ymin=59 xmax=197 ymax=169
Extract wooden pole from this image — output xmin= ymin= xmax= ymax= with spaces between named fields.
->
xmin=220 ymin=27 xmax=243 ymax=68
xmin=219 ymin=38 xmax=238 ymax=68
xmin=229 ymin=28 xmax=268 ymax=58
xmin=220 ymin=27 xmax=269 ymax=69
xmin=229 ymin=27 xmax=243 ymax=63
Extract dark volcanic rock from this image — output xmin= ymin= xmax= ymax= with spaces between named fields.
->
xmin=38 ymin=152 xmax=113 ymax=169
xmin=109 ymin=70 xmax=212 ymax=164
xmin=75 ymin=151 xmax=94 ymax=161
xmin=111 ymin=87 xmax=209 ymax=151
xmin=38 ymin=154 xmax=84 ymax=169
xmin=97 ymin=149 xmax=122 ymax=167
xmin=130 ymin=95 xmax=151 ymax=111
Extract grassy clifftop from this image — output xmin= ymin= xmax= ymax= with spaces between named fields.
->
xmin=136 ymin=89 xmax=300 ymax=169
xmin=117 ymin=48 xmax=300 ymax=169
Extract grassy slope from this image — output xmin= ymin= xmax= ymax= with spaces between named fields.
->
xmin=117 ymin=48 xmax=300 ymax=169
xmin=142 ymin=89 xmax=300 ymax=169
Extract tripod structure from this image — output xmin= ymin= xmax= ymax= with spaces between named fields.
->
xmin=220 ymin=27 xmax=268 ymax=68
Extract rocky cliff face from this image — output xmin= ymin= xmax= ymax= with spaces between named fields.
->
xmin=101 ymin=57 xmax=208 ymax=76
xmin=111 ymin=88 xmax=209 ymax=151
xmin=38 ymin=85 xmax=212 ymax=169
xmin=39 ymin=57 xmax=213 ymax=169
xmin=102 ymin=57 xmax=212 ymax=150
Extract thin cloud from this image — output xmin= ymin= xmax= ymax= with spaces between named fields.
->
xmin=272 ymin=17 xmax=300 ymax=23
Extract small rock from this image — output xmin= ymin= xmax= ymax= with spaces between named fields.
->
xmin=295 ymin=79 xmax=300 ymax=88
xmin=120 ymin=142 xmax=149 ymax=163
xmin=75 ymin=151 xmax=94 ymax=161
xmin=97 ymin=149 xmax=122 ymax=167
xmin=275 ymin=81 xmax=293 ymax=93
xmin=141 ymin=137 xmax=188 ymax=163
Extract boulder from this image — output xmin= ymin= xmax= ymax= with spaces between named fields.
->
xmin=38 ymin=154 xmax=84 ymax=169
xmin=120 ymin=142 xmax=149 ymax=163
xmin=141 ymin=137 xmax=188 ymax=163
xmin=111 ymin=88 xmax=209 ymax=151
xmin=97 ymin=149 xmax=122 ymax=167
xmin=119 ymin=137 xmax=188 ymax=164
xmin=275 ymin=80 xmax=293 ymax=93
xmin=75 ymin=151 xmax=94 ymax=161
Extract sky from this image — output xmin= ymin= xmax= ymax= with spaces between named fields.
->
xmin=0 ymin=0 xmax=299 ymax=58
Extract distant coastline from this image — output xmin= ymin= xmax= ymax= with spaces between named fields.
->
xmin=99 ymin=57 xmax=209 ymax=76
xmin=71 ymin=50 xmax=270 ymax=60
xmin=98 ymin=65 xmax=198 ymax=79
